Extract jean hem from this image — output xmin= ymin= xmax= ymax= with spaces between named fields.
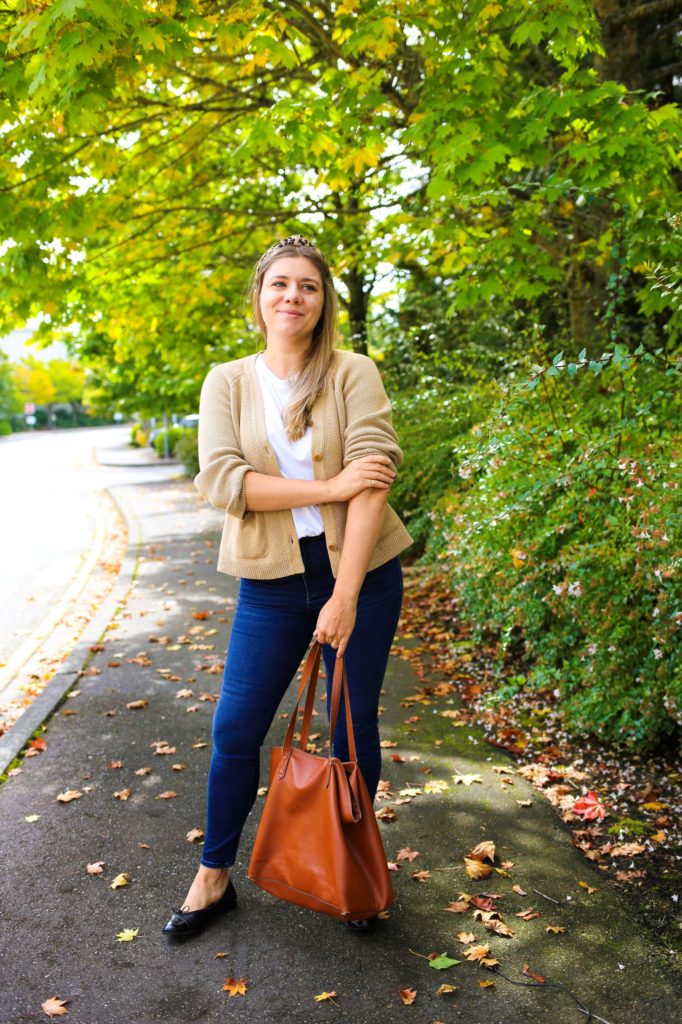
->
xmin=200 ymin=858 xmax=235 ymax=869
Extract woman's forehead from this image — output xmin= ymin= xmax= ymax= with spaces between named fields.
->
xmin=263 ymin=255 xmax=322 ymax=284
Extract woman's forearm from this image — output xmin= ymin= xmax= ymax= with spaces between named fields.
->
xmin=333 ymin=489 xmax=388 ymax=602
xmin=243 ymin=470 xmax=334 ymax=512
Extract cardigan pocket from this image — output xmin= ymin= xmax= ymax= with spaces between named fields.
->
xmin=224 ymin=509 xmax=269 ymax=560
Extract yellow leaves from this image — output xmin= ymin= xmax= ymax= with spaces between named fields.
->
xmin=456 ymin=930 xmax=475 ymax=944
xmin=41 ymin=996 xmax=69 ymax=1017
xmin=110 ymin=873 xmax=130 ymax=889
xmin=423 ymin=779 xmax=450 ymax=794
xmin=314 ymin=991 xmax=339 ymax=1006
xmin=223 ymin=977 xmax=248 ymax=997
xmin=511 ymin=547 xmax=527 ymax=567
xmin=546 ymin=925 xmax=566 ymax=934
xmin=452 ymin=773 xmax=483 ymax=786
xmin=436 ymin=983 xmax=457 ymax=997
xmin=578 ymin=881 xmax=597 ymax=894
xmin=56 ymin=790 xmax=82 ymax=803
xmin=479 ymin=2 xmax=503 ymax=20
xmin=462 ymin=944 xmax=491 ymax=962
xmin=116 ymin=927 xmax=139 ymax=942
xmin=464 ymin=858 xmax=492 ymax=880
xmin=479 ymin=980 xmax=496 ymax=989
xmin=470 ymin=841 xmax=496 ymax=863
xmin=339 ymin=143 xmax=384 ymax=177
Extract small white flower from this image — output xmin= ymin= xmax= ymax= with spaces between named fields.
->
xmin=654 ymin=648 xmax=663 ymax=660
xmin=568 ymin=581 xmax=582 ymax=597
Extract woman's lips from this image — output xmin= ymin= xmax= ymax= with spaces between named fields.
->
xmin=278 ymin=309 xmax=303 ymax=317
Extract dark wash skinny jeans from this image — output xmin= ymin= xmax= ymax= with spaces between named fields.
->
xmin=200 ymin=532 xmax=404 ymax=869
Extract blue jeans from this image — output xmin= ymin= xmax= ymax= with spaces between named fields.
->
xmin=200 ymin=533 xmax=404 ymax=868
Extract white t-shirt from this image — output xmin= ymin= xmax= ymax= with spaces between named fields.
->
xmin=254 ymin=352 xmax=324 ymax=539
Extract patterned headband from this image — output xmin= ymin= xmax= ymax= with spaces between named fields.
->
xmin=256 ymin=233 xmax=325 ymax=271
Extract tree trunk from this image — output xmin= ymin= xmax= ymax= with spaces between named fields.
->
xmin=344 ymin=266 xmax=369 ymax=354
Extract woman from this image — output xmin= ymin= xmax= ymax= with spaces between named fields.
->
xmin=162 ymin=234 xmax=413 ymax=939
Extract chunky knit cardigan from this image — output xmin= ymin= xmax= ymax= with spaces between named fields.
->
xmin=194 ymin=348 xmax=414 ymax=579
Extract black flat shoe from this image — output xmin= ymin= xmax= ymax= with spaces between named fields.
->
xmin=345 ymin=915 xmax=378 ymax=934
xmin=162 ymin=878 xmax=237 ymax=938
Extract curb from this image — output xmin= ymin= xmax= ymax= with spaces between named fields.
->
xmin=0 ymin=486 xmax=141 ymax=776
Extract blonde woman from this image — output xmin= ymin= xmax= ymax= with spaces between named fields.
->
xmin=163 ymin=235 xmax=413 ymax=938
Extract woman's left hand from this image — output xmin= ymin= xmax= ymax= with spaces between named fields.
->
xmin=313 ymin=593 xmax=357 ymax=657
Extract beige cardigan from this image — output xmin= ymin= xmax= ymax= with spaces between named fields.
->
xmin=194 ymin=348 xmax=414 ymax=579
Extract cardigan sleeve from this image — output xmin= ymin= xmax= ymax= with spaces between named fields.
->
xmin=194 ymin=366 xmax=252 ymax=519
xmin=341 ymin=355 xmax=404 ymax=471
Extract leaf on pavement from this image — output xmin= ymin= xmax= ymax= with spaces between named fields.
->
xmin=485 ymin=920 xmax=514 ymax=937
xmin=456 ymin=931 xmax=475 ymax=944
xmin=116 ymin=928 xmax=139 ymax=942
xmin=452 ymin=773 xmax=482 ymax=786
xmin=515 ymin=907 xmax=541 ymax=921
xmin=398 ymin=987 xmax=417 ymax=1005
xmin=396 ymin=847 xmax=421 ymax=862
xmin=376 ymin=807 xmax=397 ymax=822
xmin=428 ymin=953 xmax=461 ymax=970
xmin=30 ymin=738 xmax=47 ymax=752
xmin=135 ymin=767 xmax=152 ymax=776
xmin=186 ymin=828 xmax=205 ymax=843
xmin=444 ymin=900 xmax=470 ymax=913
xmin=462 ymin=944 xmax=490 ymax=962
xmin=436 ymin=984 xmax=458 ymax=996
xmin=41 ymin=996 xmax=69 ymax=1017
xmin=25 ymin=814 xmax=40 ymax=823
xmin=522 ymin=963 xmax=545 ymax=983
xmin=468 ymin=841 xmax=496 ymax=863
xmin=464 ymin=858 xmax=492 ymax=880
xmin=479 ymin=980 xmax=496 ymax=988
xmin=126 ymin=700 xmax=148 ymax=710
xmin=86 ymin=862 xmax=105 ymax=875
xmin=113 ymin=788 xmax=132 ymax=801
xmin=157 ymin=791 xmax=177 ymax=800
xmin=314 ymin=991 xmax=339 ymax=1004
xmin=610 ymin=842 xmax=646 ymax=857
xmin=223 ymin=977 xmax=248 ymax=996
xmin=110 ymin=873 xmax=130 ymax=889
xmin=56 ymin=790 xmax=82 ymax=803
xmin=546 ymin=925 xmax=565 ymax=934
xmin=572 ymin=790 xmax=607 ymax=821
xmin=107 ymin=760 xmax=123 ymax=769
xmin=411 ymin=870 xmax=431 ymax=882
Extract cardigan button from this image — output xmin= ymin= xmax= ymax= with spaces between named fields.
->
xmin=328 ymin=543 xmax=338 ymax=552
xmin=313 ymin=453 xmax=323 ymax=462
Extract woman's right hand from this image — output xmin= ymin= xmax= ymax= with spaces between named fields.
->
xmin=327 ymin=455 xmax=397 ymax=502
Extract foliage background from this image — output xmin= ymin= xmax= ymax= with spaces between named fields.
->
xmin=1 ymin=0 xmax=680 ymax=748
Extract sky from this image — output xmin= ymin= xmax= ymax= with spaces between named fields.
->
xmin=0 ymin=325 xmax=69 ymax=364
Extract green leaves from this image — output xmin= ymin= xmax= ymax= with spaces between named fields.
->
xmin=428 ymin=953 xmax=462 ymax=971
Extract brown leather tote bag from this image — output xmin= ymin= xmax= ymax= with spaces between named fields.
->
xmin=247 ymin=641 xmax=394 ymax=920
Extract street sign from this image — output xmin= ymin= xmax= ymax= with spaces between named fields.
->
xmin=24 ymin=403 xmax=36 ymax=414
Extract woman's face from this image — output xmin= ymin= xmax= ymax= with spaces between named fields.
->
xmin=259 ymin=255 xmax=325 ymax=343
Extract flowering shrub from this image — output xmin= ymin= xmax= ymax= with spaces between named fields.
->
xmin=426 ymin=342 xmax=681 ymax=749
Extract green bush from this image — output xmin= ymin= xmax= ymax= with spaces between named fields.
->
xmin=153 ymin=425 xmax=186 ymax=457
xmin=174 ymin=428 xmax=199 ymax=477
xmin=0 ymin=420 xmax=11 ymax=435
xmin=427 ymin=341 xmax=682 ymax=750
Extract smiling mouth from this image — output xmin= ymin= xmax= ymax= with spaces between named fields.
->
xmin=278 ymin=309 xmax=304 ymax=317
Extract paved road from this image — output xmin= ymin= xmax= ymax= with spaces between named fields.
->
xmin=0 ymin=474 xmax=679 ymax=1024
xmin=0 ymin=425 xmax=178 ymax=675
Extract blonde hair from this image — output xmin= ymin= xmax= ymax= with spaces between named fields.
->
xmin=247 ymin=238 xmax=338 ymax=441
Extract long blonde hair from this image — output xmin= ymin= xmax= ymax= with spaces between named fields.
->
xmin=247 ymin=238 xmax=338 ymax=441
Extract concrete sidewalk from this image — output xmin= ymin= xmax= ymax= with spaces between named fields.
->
xmin=0 ymin=475 xmax=680 ymax=1024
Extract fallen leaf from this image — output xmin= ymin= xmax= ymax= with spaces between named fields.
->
xmin=376 ymin=807 xmax=397 ymax=822
xmin=110 ymin=873 xmax=130 ymax=889
xmin=479 ymin=980 xmax=496 ymax=989
xmin=522 ymin=963 xmax=545 ymax=983
xmin=380 ymin=740 xmax=398 ymax=748
xmin=398 ymin=987 xmax=417 ymax=1005
xmin=429 ymin=953 xmax=461 ymax=970
xmin=113 ymin=788 xmax=132 ymax=801
xmin=223 ymin=977 xmax=248 ymax=996
xmin=25 ymin=814 xmax=40 ymax=823
xmin=468 ymin=841 xmax=496 ymax=863
xmin=453 ymin=773 xmax=483 ymax=786
xmin=444 ymin=900 xmax=470 ymax=913
xmin=650 ymin=830 xmax=667 ymax=843
xmin=116 ymin=927 xmax=139 ymax=942
xmin=578 ymin=881 xmax=597 ymax=894
xmin=175 ymin=688 xmax=193 ymax=698
xmin=30 ymin=738 xmax=47 ymax=752
xmin=572 ymin=790 xmax=607 ymax=821
xmin=515 ymin=907 xmax=541 ymax=921
xmin=462 ymin=944 xmax=491 ymax=962
xmin=215 ymin=951 xmax=228 ymax=959
xmin=610 ymin=842 xmax=646 ymax=857
xmin=186 ymin=828 xmax=205 ymax=843
xmin=41 ymin=996 xmax=69 ymax=1017
xmin=171 ymin=763 xmax=187 ymax=771
xmin=464 ymin=858 xmax=492 ymax=880
xmin=546 ymin=925 xmax=565 ymax=934
xmin=512 ymin=885 xmax=527 ymax=896
xmin=86 ymin=862 xmax=105 ymax=875
xmin=396 ymin=847 xmax=421 ymax=862
xmin=516 ymin=799 xmax=533 ymax=807
xmin=157 ymin=791 xmax=177 ymax=800
xmin=411 ymin=870 xmax=431 ymax=882
xmin=314 ymin=991 xmax=339 ymax=1004
xmin=126 ymin=700 xmax=148 ymax=710
xmin=456 ymin=931 xmax=475 ymax=944
xmin=436 ymin=984 xmax=458 ymax=996
xmin=390 ymin=753 xmax=405 ymax=764
xmin=56 ymin=790 xmax=82 ymax=803
xmin=485 ymin=920 xmax=514 ymax=938
xmin=107 ymin=760 xmax=123 ymax=769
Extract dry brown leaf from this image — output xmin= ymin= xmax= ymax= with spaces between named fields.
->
xmin=186 ymin=828 xmax=205 ymax=843
xmin=464 ymin=858 xmax=492 ymax=880
xmin=126 ymin=700 xmax=148 ymax=710
xmin=522 ymin=963 xmax=546 ymax=983
xmin=456 ymin=930 xmax=475 ymax=944
xmin=376 ymin=807 xmax=397 ymax=822
xmin=546 ymin=925 xmax=566 ymax=934
xmin=396 ymin=847 xmax=421 ymax=862
xmin=157 ymin=791 xmax=177 ymax=800
xmin=468 ymin=840 xmax=496 ymax=863
xmin=41 ymin=996 xmax=69 ymax=1017
xmin=444 ymin=900 xmax=471 ymax=913
xmin=215 ymin=951 xmax=228 ymax=959
xmin=223 ymin=977 xmax=248 ymax=997
xmin=436 ymin=984 xmax=457 ymax=996
xmin=462 ymin=944 xmax=491 ymax=962
xmin=411 ymin=870 xmax=431 ymax=883
xmin=314 ymin=992 xmax=339 ymax=1004
xmin=107 ymin=760 xmax=123 ymax=769
xmin=56 ymin=790 xmax=82 ymax=803
xmin=610 ymin=842 xmax=646 ymax=857
xmin=86 ymin=862 xmax=105 ymax=875
xmin=515 ymin=907 xmax=541 ymax=921
xmin=171 ymin=763 xmax=187 ymax=771
xmin=512 ymin=884 xmax=527 ymax=896
xmin=485 ymin=920 xmax=514 ymax=938
xmin=380 ymin=740 xmax=398 ymax=748
xmin=134 ymin=767 xmax=152 ymax=776
xmin=398 ymin=987 xmax=417 ymax=1005
xmin=113 ymin=788 xmax=132 ymax=801
xmin=479 ymin=980 xmax=496 ymax=989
